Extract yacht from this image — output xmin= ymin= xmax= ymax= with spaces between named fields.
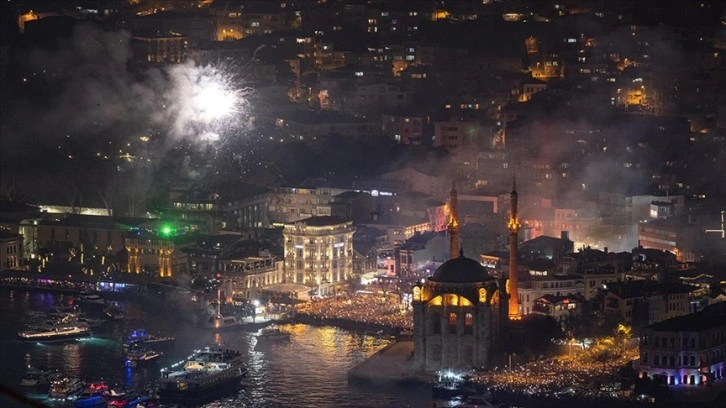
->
xmin=256 ymin=325 xmax=291 ymax=341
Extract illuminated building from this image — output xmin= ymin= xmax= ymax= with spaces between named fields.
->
xmin=124 ymin=221 xmax=195 ymax=278
xmin=637 ymin=302 xmax=726 ymax=386
xmin=638 ymin=218 xmax=705 ymax=263
xmin=0 ymin=232 xmax=23 ymax=270
xmin=282 ymin=216 xmax=355 ymax=297
xmin=131 ymin=35 xmax=187 ymax=64
xmin=33 ymin=214 xmax=148 ymax=261
xmin=603 ymin=280 xmax=698 ymax=326
xmin=531 ymin=294 xmax=584 ymax=330
xmin=381 ymin=113 xmax=425 ymax=145
xmin=411 ymin=186 xmax=503 ymax=372
xmin=218 ymin=255 xmax=286 ymax=302
xmin=432 ymin=119 xmax=488 ymax=161
xmin=518 ymin=269 xmax=584 ymax=316
xmin=508 ymin=178 xmax=521 ymax=319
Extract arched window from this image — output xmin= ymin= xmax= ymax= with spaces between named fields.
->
xmin=430 ymin=311 xmax=441 ymax=334
xmin=464 ymin=313 xmax=473 ymax=334
xmin=448 ymin=312 xmax=457 ymax=334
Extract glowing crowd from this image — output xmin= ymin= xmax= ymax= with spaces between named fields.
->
xmin=471 ymin=343 xmax=640 ymax=399
xmin=295 ymin=292 xmax=414 ymax=332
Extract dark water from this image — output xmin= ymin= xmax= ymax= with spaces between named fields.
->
xmin=0 ymin=288 xmax=437 ymax=408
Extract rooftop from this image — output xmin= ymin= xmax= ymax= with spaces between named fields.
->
xmin=646 ymin=302 xmax=726 ymax=332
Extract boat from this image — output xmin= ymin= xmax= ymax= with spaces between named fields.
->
xmin=457 ymin=393 xmax=499 ymax=408
xmin=78 ymin=316 xmax=107 ymax=327
xmin=48 ymin=376 xmax=84 ymax=400
xmin=18 ymin=324 xmax=91 ymax=342
xmin=124 ymin=329 xmax=175 ymax=348
xmin=157 ymin=347 xmax=247 ymax=405
xmin=47 ymin=305 xmax=83 ymax=318
xmin=204 ymin=313 xmax=243 ymax=329
xmin=431 ymin=370 xmax=467 ymax=399
xmin=125 ymin=348 xmax=163 ymax=367
xmin=19 ymin=366 xmax=54 ymax=387
xmin=78 ymin=292 xmax=106 ymax=306
xmin=256 ymin=325 xmax=291 ymax=341
xmin=73 ymin=381 xmax=109 ymax=408
xmin=107 ymin=389 xmax=157 ymax=408
xmin=103 ymin=302 xmax=125 ymax=320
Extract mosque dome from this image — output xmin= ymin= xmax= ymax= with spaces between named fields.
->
xmin=430 ymin=253 xmax=494 ymax=283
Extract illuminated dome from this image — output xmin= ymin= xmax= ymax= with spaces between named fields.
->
xmin=430 ymin=254 xmax=493 ymax=283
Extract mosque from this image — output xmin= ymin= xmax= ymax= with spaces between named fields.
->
xmin=411 ymin=180 xmax=521 ymax=372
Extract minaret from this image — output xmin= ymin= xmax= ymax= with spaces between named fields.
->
xmin=447 ymin=181 xmax=460 ymax=259
xmin=507 ymin=176 xmax=521 ymax=320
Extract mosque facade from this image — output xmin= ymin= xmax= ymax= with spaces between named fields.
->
xmin=411 ymin=183 xmax=509 ymax=372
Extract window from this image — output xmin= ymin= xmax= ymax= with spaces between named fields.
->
xmin=464 ymin=313 xmax=473 ymax=335
xmin=432 ymin=345 xmax=441 ymax=362
xmin=448 ymin=313 xmax=457 ymax=334
xmin=430 ymin=312 xmax=441 ymax=334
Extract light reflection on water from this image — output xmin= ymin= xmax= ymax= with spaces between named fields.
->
xmin=0 ymin=289 xmax=435 ymax=408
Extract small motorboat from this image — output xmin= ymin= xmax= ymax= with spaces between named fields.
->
xmin=124 ymin=329 xmax=175 ymax=348
xmin=107 ymin=390 xmax=157 ymax=408
xmin=19 ymin=366 xmax=54 ymax=387
xmin=125 ymin=348 xmax=163 ymax=367
xmin=78 ymin=292 xmax=106 ymax=306
xmin=103 ymin=303 xmax=125 ymax=321
xmin=256 ymin=325 xmax=291 ymax=341
xmin=73 ymin=381 xmax=109 ymax=408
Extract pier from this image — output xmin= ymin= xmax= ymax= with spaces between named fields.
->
xmin=347 ymin=340 xmax=431 ymax=386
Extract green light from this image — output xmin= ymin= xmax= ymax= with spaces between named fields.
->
xmin=161 ymin=225 xmax=172 ymax=236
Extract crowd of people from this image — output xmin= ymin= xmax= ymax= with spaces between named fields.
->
xmin=471 ymin=345 xmax=640 ymax=400
xmin=294 ymin=292 xmax=414 ymax=333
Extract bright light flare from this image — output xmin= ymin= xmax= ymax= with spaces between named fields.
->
xmin=162 ymin=62 xmax=249 ymax=142
xmin=193 ymin=80 xmax=237 ymax=121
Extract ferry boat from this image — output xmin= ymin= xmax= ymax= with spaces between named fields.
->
xmin=73 ymin=381 xmax=109 ymax=408
xmin=157 ymin=347 xmax=247 ymax=405
xmin=18 ymin=324 xmax=91 ymax=342
xmin=256 ymin=325 xmax=291 ymax=341
xmin=124 ymin=328 xmax=175 ymax=348
xmin=48 ymin=376 xmax=84 ymax=400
